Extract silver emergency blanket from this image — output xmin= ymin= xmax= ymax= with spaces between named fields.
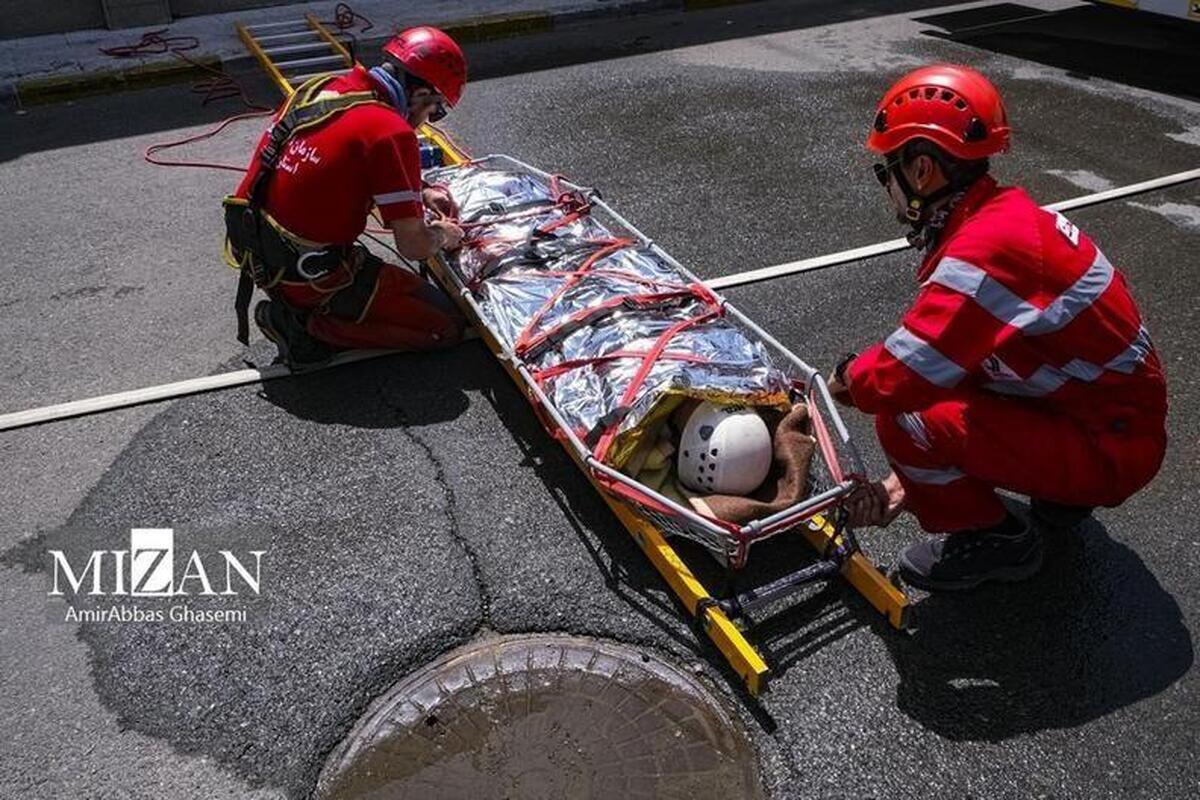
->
xmin=425 ymin=161 xmax=794 ymax=466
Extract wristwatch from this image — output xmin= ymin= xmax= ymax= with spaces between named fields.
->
xmin=834 ymin=352 xmax=857 ymax=385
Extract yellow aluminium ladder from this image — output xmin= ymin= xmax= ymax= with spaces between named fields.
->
xmin=236 ymin=14 xmax=355 ymax=97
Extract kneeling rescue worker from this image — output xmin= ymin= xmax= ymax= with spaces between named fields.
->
xmin=223 ymin=27 xmax=469 ymax=369
xmin=827 ymin=64 xmax=1168 ymax=592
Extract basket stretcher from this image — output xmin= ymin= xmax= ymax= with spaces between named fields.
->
xmin=420 ymin=127 xmax=909 ymax=695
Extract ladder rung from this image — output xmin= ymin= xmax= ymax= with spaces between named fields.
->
xmin=278 ymin=55 xmax=348 ymax=70
xmin=245 ymin=19 xmax=311 ymax=33
xmin=289 ymin=69 xmax=351 ymax=84
xmin=254 ymin=30 xmax=324 ymax=43
xmin=263 ymin=42 xmax=334 ymax=56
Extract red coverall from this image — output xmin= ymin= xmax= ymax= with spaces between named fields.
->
xmin=234 ymin=66 xmax=462 ymax=350
xmin=846 ymin=176 xmax=1167 ymax=532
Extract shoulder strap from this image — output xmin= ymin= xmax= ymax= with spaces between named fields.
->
xmin=250 ymin=74 xmax=391 ymax=205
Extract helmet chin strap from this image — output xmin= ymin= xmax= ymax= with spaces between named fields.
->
xmin=368 ymin=64 xmax=408 ymax=116
xmin=888 ymin=160 xmax=958 ymax=228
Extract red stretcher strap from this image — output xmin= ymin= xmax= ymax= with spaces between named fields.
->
xmin=514 ymin=238 xmax=632 ymax=355
xmin=807 ymin=386 xmax=845 ymax=485
xmin=460 ymin=175 xmax=591 ymax=231
xmin=516 ymin=289 xmax=703 ymax=360
xmin=532 ymin=350 xmax=711 ymax=383
xmin=591 ymin=302 xmax=722 ymax=463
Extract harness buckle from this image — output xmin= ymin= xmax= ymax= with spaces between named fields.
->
xmin=295 ymin=250 xmax=334 ymax=280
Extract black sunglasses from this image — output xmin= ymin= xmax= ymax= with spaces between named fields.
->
xmin=418 ymin=93 xmax=448 ymax=122
xmin=873 ymin=157 xmax=902 ymax=187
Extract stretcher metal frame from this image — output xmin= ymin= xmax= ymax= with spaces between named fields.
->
xmin=423 ymin=137 xmax=910 ymax=694
xmin=233 ymin=37 xmax=911 ymax=693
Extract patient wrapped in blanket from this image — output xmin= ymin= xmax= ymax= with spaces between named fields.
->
xmin=425 ymin=160 xmax=818 ymax=525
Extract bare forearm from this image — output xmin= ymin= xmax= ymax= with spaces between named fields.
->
xmin=392 ymin=223 xmax=442 ymax=260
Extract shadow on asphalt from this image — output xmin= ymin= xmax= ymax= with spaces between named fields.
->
xmin=915 ymin=2 xmax=1200 ymax=102
xmin=253 ymin=342 xmax=1191 ymax=740
xmin=258 ymin=347 xmax=471 ymax=428
xmin=0 ymin=0 xmax=968 ymax=161
xmin=884 ymin=516 xmax=1194 ymax=741
xmin=258 ymin=342 xmax=864 ymax=721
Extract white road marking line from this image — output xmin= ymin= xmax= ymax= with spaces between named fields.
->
xmin=705 ymin=166 xmax=1200 ymax=290
xmin=2 ymin=166 xmax=1197 ymax=432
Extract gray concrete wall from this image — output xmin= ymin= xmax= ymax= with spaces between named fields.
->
xmin=0 ymin=0 xmax=105 ymax=39
xmin=170 ymin=0 xmax=302 ymax=18
xmin=0 ymin=0 xmax=303 ymax=39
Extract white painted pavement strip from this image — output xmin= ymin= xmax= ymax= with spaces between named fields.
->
xmin=1 ymin=166 xmax=1197 ymax=433
xmin=704 ymin=165 xmax=1200 ymax=291
xmin=0 ymin=350 xmax=398 ymax=431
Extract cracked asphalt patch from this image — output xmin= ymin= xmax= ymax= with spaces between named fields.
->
xmin=4 ymin=350 xmax=485 ymax=796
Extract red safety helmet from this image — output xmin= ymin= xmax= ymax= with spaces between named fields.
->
xmin=382 ymin=26 xmax=467 ymax=108
xmin=866 ymin=64 xmax=1010 ymax=161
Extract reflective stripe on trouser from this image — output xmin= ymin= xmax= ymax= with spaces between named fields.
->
xmin=279 ymin=259 xmax=465 ymax=351
xmin=874 ymin=389 xmax=1164 ymax=533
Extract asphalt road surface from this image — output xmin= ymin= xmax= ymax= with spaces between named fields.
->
xmin=2 ymin=1 xmax=1198 ymax=797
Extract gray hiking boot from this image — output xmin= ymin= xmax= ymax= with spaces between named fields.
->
xmin=254 ymin=300 xmax=336 ymax=372
xmin=898 ymin=514 xmax=1044 ymax=592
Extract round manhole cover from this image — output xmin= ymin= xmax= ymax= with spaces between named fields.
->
xmin=315 ymin=635 xmax=763 ymax=800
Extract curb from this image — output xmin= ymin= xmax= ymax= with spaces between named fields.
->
xmin=13 ymin=56 xmax=223 ymax=107
xmin=9 ymin=0 xmax=759 ymax=106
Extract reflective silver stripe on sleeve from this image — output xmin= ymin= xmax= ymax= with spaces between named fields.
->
xmin=927 ymin=257 xmax=1040 ymax=329
xmin=893 ymin=461 xmax=965 ymax=485
xmin=925 ymin=250 xmax=1115 ymax=335
xmin=1022 ymin=251 xmax=1114 ymax=335
xmin=984 ymin=366 xmax=1068 ymax=396
xmin=884 ymin=327 xmax=967 ymax=388
xmin=374 ymin=190 xmax=422 ymax=205
xmin=984 ymin=325 xmax=1153 ymax=396
xmin=896 ymin=412 xmax=932 ymax=451
xmin=1106 ymin=325 xmax=1153 ymax=374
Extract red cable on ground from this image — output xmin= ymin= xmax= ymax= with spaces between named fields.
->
xmin=143 ymin=111 xmax=271 ymax=172
xmin=99 ymin=28 xmax=199 ymax=58
xmin=99 ymin=28 xmax=276 ymax=172
xmin=326 ymin=2 xmax=373 ymax=33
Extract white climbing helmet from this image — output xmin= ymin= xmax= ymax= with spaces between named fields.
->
xmin=677 ymin=402 xmax=772 ymax=495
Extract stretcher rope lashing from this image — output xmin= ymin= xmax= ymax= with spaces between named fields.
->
xmin=590 ymin=304 xmax=723 ymax=464
xmin=532 ymin=350 xmax=712 ymax=381
xmin=456 ymin=181 xmax=731 ymax=524
xmin=459 ymin=176 xmax=591 ymax=231
xmin=513 ymin=238 xmax=633 ymax=351
xmin=519 ymin=289 xmax=709 ymax=361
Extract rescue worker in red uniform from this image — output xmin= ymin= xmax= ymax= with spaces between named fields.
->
xmin=223 ymin=27 xmax=469 ymax=369
xmin=827 ymin=65 xmax=1167 ymax=591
